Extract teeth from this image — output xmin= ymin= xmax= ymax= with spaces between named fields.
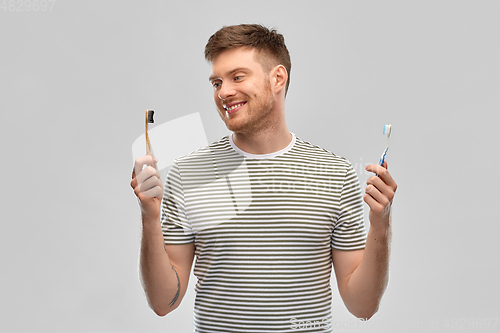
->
xmin=225 ymin=103 xmax=244 ymax=111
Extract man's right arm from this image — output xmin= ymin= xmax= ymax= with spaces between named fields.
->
xmin=131 ymin=155 xmax=195 ymax=316
xmin=140 ymin=216 xmax=194 ymax=316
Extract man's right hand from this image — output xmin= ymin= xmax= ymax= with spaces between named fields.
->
xmin=131 ymin=155 xmax=163 ymax=220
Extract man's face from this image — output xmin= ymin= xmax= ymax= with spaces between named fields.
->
xmin=209 ymin=47 xmax=276 ymax=134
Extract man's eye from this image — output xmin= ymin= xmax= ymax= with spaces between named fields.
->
xmin=212 ymin=82 xmax=222 ymax=89
xmin=234 ymin=76 xmax=243 ymax=81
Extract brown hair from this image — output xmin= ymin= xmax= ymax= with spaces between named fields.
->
xmin=205 ymin=24 xmax=291 ymax=95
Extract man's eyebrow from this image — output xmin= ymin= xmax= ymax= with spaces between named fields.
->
xmin=208 ymin=67 xmax=251 ymax=82
xmin=208 ymin=74 xmax=220 ymax=82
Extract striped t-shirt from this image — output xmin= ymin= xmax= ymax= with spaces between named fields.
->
xmin=161 ymin=134 xmax=366 ymax=332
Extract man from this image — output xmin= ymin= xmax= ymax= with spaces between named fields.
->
xmin=131 ymin=24 xmax=397 ymax=332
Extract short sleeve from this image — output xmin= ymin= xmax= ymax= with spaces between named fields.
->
xmin=161 ymin=161 xmax=195 ymax=244
xmin=331 ymin=162 xmax=367 ymax=250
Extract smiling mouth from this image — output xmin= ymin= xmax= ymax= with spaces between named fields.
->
xmin=223 ymin=102 xmax=246 ymax=113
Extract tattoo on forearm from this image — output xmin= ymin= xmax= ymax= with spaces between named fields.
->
xmin=169 ymin=264 xmax=181 ymax=307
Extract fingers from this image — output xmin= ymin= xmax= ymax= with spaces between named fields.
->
xmin=136 ymin=165 xmax=159 ymax=184
xmin=139 ymin=171 xmax=159 ymax=189
xmin=141 ymin=184 xmax=163 ymax=198
xmin=137 ymin=166 xmax=163 ymax=198
xmin=134 ymin=155 xmax=158 ymax=178
xmin=131 ymin=155 xmax=162 ymax=199
xmin=134 ymin=178 xmax=163 ymax=198
xmin=363 ymin=191 xmax=387 ymax=215
xmin=364 ymin=185 xmax=390 ymax=214
xmin=366 ymin=175 xmax=395 ymax=201
xmin=364 ymin=163 xmax=397 ymax=215
xmin=365 ymin=163 xmax=397 ymax=193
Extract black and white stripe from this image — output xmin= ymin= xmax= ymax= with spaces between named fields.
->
xmin=162 ymin=135 xmax=366 ymax=332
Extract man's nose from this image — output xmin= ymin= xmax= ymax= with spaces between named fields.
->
xmin=218 ymin=82 xmax=236 ymax=100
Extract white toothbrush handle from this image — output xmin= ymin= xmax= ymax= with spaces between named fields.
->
xmin=379 ymin=147 xmax=388 ymax=166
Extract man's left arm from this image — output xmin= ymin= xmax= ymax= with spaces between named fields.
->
xmin=332 ymin=161 xmax=397 ymax=320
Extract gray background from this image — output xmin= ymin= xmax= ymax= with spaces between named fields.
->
xmin=1 ymin=0 xmax=499 ymax=332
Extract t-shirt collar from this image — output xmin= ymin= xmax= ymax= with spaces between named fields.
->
xmin=229 ymin=132 xmax=296 ymax=159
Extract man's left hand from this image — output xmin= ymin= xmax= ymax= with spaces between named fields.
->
xmin=364 ymin=162 xmax=398 ymax=229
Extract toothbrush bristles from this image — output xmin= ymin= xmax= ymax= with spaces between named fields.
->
xmin=145 ymin=110 xmax=155 ymax=155
xmin=147 ymin=110 xmax=155 ymax=123
xmin=383 ymin=124 xmax=391 ymax=136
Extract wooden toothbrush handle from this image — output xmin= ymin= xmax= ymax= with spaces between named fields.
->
xmin=145 ymin=110 xmax=151 ymax=155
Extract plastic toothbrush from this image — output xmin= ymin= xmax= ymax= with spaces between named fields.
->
xmin=379 ymin=124 xmax=391 ymax=166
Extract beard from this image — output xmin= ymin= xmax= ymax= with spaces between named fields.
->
xmin=217 ymin=79 xmax=276 ymax=135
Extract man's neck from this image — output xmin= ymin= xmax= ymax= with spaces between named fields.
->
xmin=231 ymin=123 xmax=292 ymax=155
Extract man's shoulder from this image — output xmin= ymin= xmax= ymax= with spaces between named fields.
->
xmin=292 ymin=136 xmax=352 ymax=167
xmin=174 ymin=135 xmax=233 ymax=165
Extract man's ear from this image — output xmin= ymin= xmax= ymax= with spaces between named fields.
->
xmin=271 ymin=65 xmax=288 ymax=95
